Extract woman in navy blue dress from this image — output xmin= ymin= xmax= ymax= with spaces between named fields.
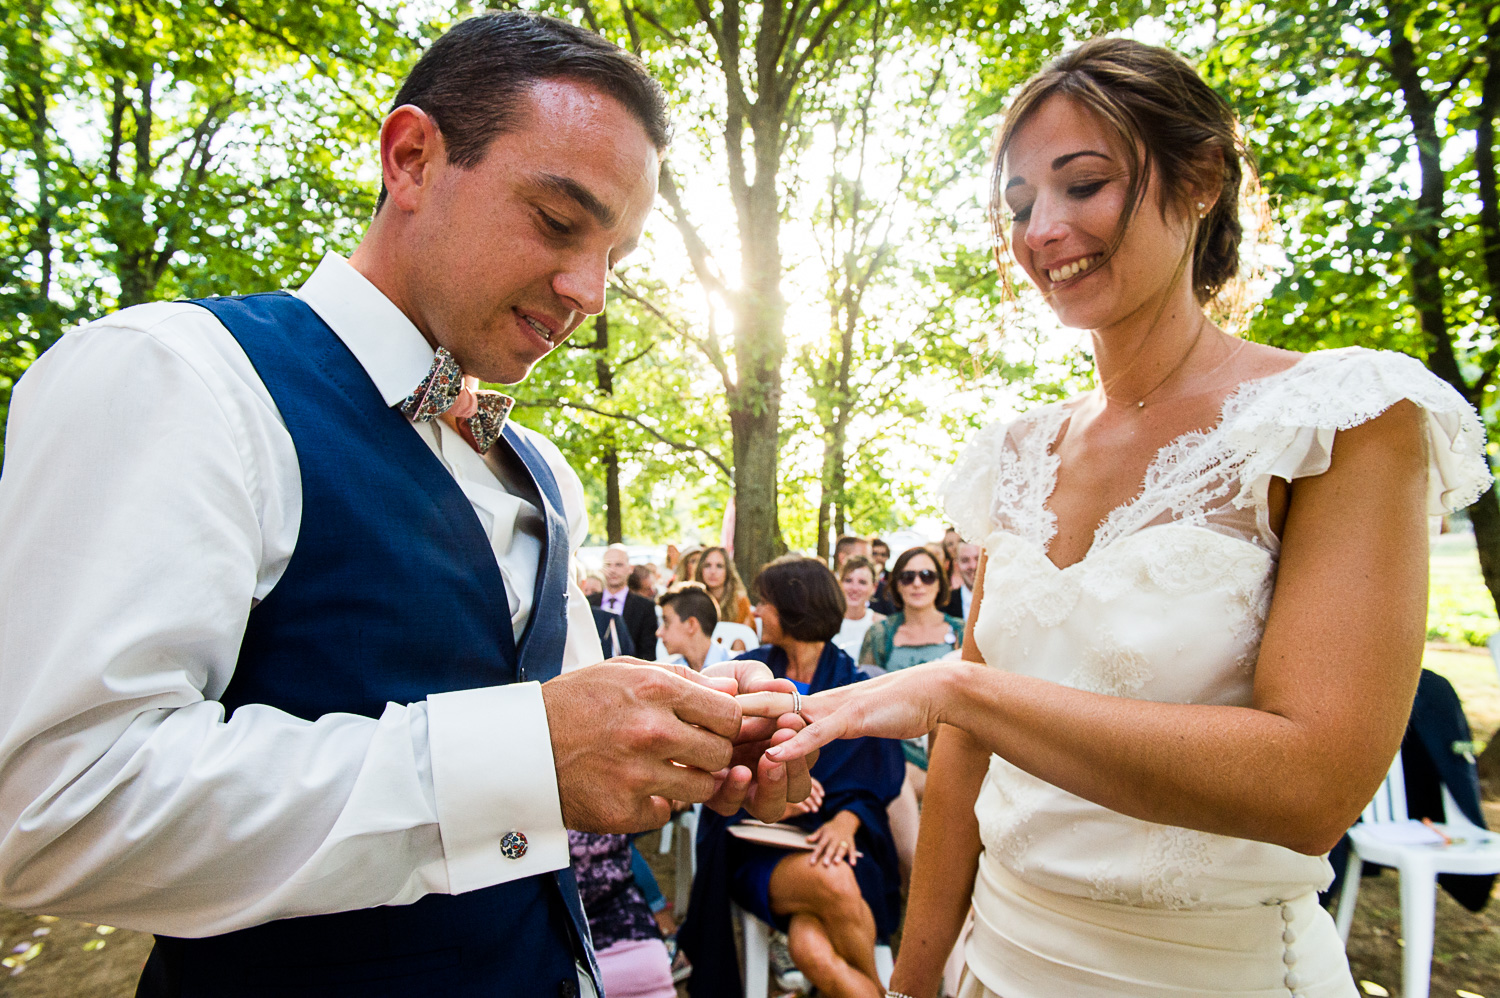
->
xmin=679 ymin=556 xmax=904 ymax=998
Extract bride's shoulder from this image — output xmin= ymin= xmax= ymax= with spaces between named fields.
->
xmin=1225 ymin=345 xmax=1472 ymax=429
xmin=1222 ymin=345 xmax=1492 ymax=517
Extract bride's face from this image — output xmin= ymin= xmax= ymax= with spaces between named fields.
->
xmin=1000 ymin=96 xmax=1196 ymax=332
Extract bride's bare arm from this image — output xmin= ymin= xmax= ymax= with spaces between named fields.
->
xmin=760 ymin=402 xmax=1429 ymax=855
xmin=888 ymin=723 xmax=987 ymax=998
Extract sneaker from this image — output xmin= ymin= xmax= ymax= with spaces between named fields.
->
xmin=664 ymin=935 xmax=692 ymax=983
xmin=769 ymin=931 xmax=808 ymax=994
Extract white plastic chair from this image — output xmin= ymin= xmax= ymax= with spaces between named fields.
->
xmin=735 ymin=904 xmax=892 ymax=998
xmin=1334 ymin=752 xmax=1500 ymax=998
xmin=656 ymin=804 xmax=699 ymax=915
xmin=712 ymin=621 xmax=760 ymax=653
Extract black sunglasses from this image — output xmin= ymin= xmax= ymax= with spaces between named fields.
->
xmin=897 ymin=569 xmax=939 ymax=586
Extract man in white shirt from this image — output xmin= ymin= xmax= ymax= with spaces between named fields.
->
xmin=0 ymin=12 xmax=805 ymax=997
xmin=657 ymin=584 xmax=732 ymax=672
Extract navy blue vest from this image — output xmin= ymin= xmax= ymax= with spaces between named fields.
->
xmin=137 ymin=293 xmax=597 ymax=998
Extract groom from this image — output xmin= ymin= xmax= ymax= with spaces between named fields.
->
xmin=0 ymin=12 xmax=806 ymax=997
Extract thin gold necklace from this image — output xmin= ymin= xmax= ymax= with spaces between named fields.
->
xmin=1102 ymin=317 xmax=1208 ymax=409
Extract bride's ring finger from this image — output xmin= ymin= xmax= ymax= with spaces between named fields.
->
xmin=736 ymin=690 xmax=798 ymax=717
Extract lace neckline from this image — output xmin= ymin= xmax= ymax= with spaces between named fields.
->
xmin=1034 ymin=353 xmax=1312 ymax=569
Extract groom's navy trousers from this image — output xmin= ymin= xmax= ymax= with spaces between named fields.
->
xmin=136 ymin=293 xmax=598 ymax=998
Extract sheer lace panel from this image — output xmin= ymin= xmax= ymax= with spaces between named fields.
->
xmin=941 ymin=347 xmax=1492 ymax=561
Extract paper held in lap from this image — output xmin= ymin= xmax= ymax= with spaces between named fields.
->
xmin=728 ymin=821 xmax=814 ymax=850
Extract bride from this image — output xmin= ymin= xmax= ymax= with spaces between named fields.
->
xmin=747 ymin=37 xmax=1492 ymax=998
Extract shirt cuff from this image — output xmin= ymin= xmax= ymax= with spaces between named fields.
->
xmin=426 ymin=682 xmax=567 ymax=893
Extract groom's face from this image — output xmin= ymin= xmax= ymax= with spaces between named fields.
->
xmin=397 ymin=78 xmax=659 ymax=384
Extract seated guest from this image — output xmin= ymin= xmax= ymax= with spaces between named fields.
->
xmin=594 ymin=605 xmax=635 ymax=658
xmin=590 ymin=543 xmax=660 ymax=660
xmin=680 ymin=556 xmax=903 ymax=998
xmin=868 ymin=538 xmax=896 ymax=615
xmin=673 ymin=545 xmax=703 ymax=587
xmin=582 ymin=573 xmax=604 ymax=598
xmin=942 ymin=540 xmax=980 ymax=621
xmin=833 ymin=556 xmax=885 ymax=661
xmin=694 ymin=544 xmax=754 ymax=625
xmin=628 ymin=564 xmax=657 ymax=600
xmin=940 ymin=525 xmax=963 ymax=591
xmin=831 ymin=533 xmax=869 ymax=573
xmin=569 ymin=831 xmax=678 ymax=998
xmin=657 ymin=583 xmax=730 ymax=671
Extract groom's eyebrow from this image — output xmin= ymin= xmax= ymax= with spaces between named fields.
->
xmin=536 ymin=173 xmax=618 ymax=227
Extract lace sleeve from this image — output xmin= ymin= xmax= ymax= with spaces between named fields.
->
xmin=1228 ymin=347 xmax=1493 ymax=518
xmin=937 ymin=418 xmax=1014 ymax=543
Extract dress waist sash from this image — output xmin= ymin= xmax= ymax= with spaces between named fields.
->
xmin=965 ymin=855 xmax=1356 ymax=998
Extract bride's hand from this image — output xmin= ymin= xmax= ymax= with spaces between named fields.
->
xmin=738 ymin=662 xmax=951 ymax=764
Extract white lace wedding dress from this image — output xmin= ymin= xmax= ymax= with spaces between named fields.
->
xmin=936 ymin=347 xmax=1493 ymax=998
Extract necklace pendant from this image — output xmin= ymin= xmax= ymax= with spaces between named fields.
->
xmin=1137 ymin=400 xmax=1145 ymax=408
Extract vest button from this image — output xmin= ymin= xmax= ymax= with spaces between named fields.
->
xmin=499 ymin=830 xmax=528 ymax=859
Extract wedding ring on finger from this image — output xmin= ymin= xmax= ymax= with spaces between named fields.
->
xmin=790 ymin=689 xmax=802 ymax=717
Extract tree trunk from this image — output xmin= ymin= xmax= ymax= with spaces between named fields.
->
xmin=1390 ymin=11 xmax=1500 ymax=796
xmin=1389 ymin=10 xmax=1500 ymax=608
xmin=815 ymin=495 xmax=832 ymax=561
xmin=604 ymin=446 xmax=623 ymax=545
xmin=1467 ymin=14 xmax=1500 ymax=619
xmin=23 ymin=0 xmax=54 ymax=311
xmin=591 ymin=311 xmax=624 ymax=544
xmin=728 ymin=101 xmax=788 ymax=586
xmin=1468 ymin=15 xmax=1500 ymax=798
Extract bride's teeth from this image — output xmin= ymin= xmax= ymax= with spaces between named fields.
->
xmin=1048 ymin=256 xmax=1095 ymax=283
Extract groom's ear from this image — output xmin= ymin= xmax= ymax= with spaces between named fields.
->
xmin=379 ymin=105 xmax=445 ymax=214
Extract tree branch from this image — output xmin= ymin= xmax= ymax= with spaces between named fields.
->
xmin=511 ymin=397 xmax=734 ymax=483
xmin=656 ymin=162 xmax=732 ymax=303
xmin=610 ymin=273 xmax=734 ymax=393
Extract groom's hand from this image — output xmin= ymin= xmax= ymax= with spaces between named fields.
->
xmin=701 ymin=660 xmax=818 ymax=822
xmin=542 ymin=658 xmax=741 ymax=833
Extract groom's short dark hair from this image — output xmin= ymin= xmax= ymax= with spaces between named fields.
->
xmin=376 ymin=11 xmax=670 ymax=210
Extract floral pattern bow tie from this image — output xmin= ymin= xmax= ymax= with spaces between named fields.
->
xmin=398 ymin=347 xmax=514 ymax=454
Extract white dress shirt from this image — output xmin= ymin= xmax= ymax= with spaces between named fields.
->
xmin=832 ymin=609 xmax=879 ymax=660
xmin=665 ymin=641 xmax=733 ymax=672
xmin=0 ymin=254 xmax=605 ymax=937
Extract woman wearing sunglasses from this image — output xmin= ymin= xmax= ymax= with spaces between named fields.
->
xmin=857 ymin=545 xmax=965 ymax=764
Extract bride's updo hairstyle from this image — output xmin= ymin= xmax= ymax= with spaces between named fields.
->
xmin=990 ymin=37 xmax=1255 ymax=307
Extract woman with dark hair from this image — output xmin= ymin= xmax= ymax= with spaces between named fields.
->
xmin=695 ymin=545 xmax=754 ymax=625
xmin=743 ymin=37 xmax=1492 ymax=998
xmin=679 ymin=556 xmax=903 ymax=998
